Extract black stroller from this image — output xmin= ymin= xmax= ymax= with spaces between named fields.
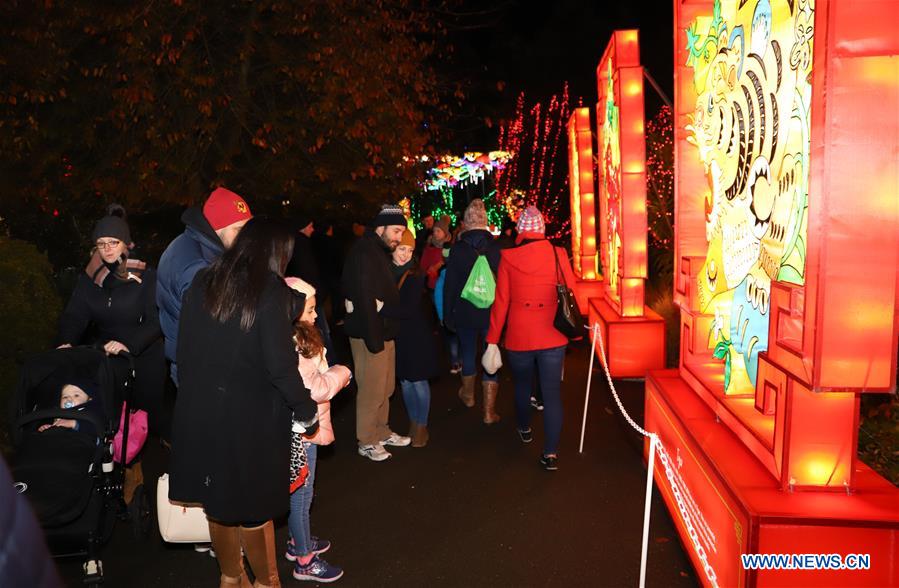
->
xmin=10 ymin=346 xmax=151 ymax=584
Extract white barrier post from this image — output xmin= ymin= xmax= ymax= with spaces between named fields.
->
xmin=579 ymin=323 xmax=599 ymax=454
xmin=639 ymin=434 xmax=658 ymax=588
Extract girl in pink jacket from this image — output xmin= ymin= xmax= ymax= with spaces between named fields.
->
xmin=285 ymin=277 xmax=352 ymax=583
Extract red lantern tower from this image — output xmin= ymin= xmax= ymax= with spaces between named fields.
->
xmin=645 ymin=0 xmax=899 ymax=585
xmin=584 ymin=29 xmax=666 ymax=378
xmin=568 ymin=107 xmax=605 ymax=310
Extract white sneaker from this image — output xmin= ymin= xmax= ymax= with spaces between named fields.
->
xmin=194 ymin=543 xmax=216 ymax=558
xmin=358 ymin=444 xmax=391 ymax=461
xmin=381 ymin=432 xmax=411 ymax=447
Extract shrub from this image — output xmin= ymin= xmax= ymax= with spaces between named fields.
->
xmin=0 ymin=237 xmax=62 ymax=454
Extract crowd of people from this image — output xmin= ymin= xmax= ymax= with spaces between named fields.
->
xmin=49 ymin=188 xmax=579 ymax=586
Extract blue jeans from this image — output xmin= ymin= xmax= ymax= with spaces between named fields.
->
xmin=506 ymin=346 xmax=566 ymax=454
xmin=288 ymin=443 xmax=317 ymax=556
xmin=456 ymin=326 xmax=497 ymax=382
xmin=400 ymin=379 xmax=431 ymax=426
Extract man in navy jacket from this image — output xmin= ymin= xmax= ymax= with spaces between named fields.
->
xmin=156 ymin=188 xmax=252 ymax=384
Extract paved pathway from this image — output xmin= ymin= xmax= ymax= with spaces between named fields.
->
xmin=57 ymin=334 xmax=697 ymax=587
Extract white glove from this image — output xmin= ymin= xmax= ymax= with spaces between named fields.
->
xmin=482 ymin=343 xmax=502 ymax=375
xmin=344 ymin=299 xmax=383 ymax=313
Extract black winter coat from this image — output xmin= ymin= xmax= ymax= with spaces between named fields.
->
xmin=341 ymin=230 xmax=401 ymax=353
xmin=169 ymin=271 xmax=316 ymax=523
xmin=57 ymin=268 xmax=165 ymax=415
xmin=386 ymin=271 xmax=439 ymax=382
xmin=443 ymin=229 xmax=502 ymax=331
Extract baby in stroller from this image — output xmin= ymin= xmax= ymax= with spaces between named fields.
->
xmin=11 ymin=346 xmax=149 ymax=584
xmin=37 ymin=378 xmax=105 ymax=436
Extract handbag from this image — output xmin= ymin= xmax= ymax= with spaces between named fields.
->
xmin=113 ymin=402 xmax=148 ymax=464
xmin=156 ymin=474 xmax=211 ymax=543
xmin=552 ymin=245 xmax=585 ymax=339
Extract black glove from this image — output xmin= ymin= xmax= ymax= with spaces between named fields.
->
xmin=296 ymin=414 xmax=319 ymax=437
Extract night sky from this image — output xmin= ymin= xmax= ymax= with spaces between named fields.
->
xmin=443 ymin=0 xmax=674 ymax=150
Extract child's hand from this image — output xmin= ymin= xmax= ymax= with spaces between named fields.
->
xmin=38 ymin=418 xmax=77 ymax=432
xmin=328 ymin=365 xmax=352 ymax=389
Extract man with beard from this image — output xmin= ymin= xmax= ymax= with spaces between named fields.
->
xmin=341 ymin=204 xmax=411 ymax=461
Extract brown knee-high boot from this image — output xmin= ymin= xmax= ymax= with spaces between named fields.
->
xmin=208 ymin=519 xmax=250 ymax=588
xmin=458 ymin=375 xmax=476 ymax=408
xmin=240 ymin=520 xmax=280 ymax=588
xmin=482 ymin=380 xmax=501 ymax=424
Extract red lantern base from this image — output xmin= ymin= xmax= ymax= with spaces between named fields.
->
xmin=645 ymin=369 xmax=899 ymax=587
xmin=588 ymin=297 xmax=666 ymax=378
xmin=573 ymin=278 xmax=605 ymax=316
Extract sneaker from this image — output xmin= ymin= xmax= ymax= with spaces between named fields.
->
xmin=381 ymin=432 xmax=411 ymax=447
xmin=293 ymin=555 xmax=344 ymax=583
xmin=194 ymin=543 xmax=216 ymax=558
xmin=529 ymin=396 xmax=544 ymax=411
xmin=286 ymin=537 xmax=331 ymax=561
xmin=450 ymin=362 xmax=462 ymax=375
xmin=540 ymin=454 xmax=559 ymax=471
xmin=358 ymin=444 xmax=391 ymax=461
xmin=517 ymin=428 xmax=533 ymax=444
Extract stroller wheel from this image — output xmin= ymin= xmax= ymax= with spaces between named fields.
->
xmin=128 ymin=483 xmax=152 ymax=540
xmin=83 ymin=558 xmax=104 ymax=584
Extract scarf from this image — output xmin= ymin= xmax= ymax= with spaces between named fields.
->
xmin=85 ymin=250 xmax=147 ymax=287
xmin=391 ymin=259 xmax=413 ymax=284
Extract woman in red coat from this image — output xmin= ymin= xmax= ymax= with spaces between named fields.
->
xmin=485 ymin=206 xmax=577 ymax=471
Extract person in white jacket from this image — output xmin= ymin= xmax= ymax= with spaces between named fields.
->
xmin=285 ymin=277 xmax=352 ymax=583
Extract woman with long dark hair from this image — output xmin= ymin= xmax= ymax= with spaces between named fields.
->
xmin=170 ymin=216 xmax=318 ymax=588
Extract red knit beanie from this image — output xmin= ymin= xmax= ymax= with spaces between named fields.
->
xmin=203 ymin=187 xmax=252 ymax=231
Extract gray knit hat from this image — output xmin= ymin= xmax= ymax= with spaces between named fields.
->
xmin=463 ymin=199 xmax=488 ymax=229
xmin=372 ymin=204 xmax=406 ymax=227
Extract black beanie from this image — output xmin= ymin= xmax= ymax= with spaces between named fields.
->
xmin=372 ymin=204 xmax=406 ymax=227
xmin=91 ymin=216 xmax=131 ymax=244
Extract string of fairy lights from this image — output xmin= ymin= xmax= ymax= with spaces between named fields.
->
xmin=403 ymin=84 xmax=673 ymax=251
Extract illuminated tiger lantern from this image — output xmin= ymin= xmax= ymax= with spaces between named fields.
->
xmin=686 ymin=0 xmax=811 ymax=393
xmin=644 ymin=0 xmax=899 ymax=584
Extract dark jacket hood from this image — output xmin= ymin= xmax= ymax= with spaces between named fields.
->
xmin=181 ymin=207 xmax=223 ymax=246
xmin=460 ymin=228 xmax=493 ymax=251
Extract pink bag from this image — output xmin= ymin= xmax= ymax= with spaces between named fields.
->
xmin=113 ymin=402 xmax=148 ymax=464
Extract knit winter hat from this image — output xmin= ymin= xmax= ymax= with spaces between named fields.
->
xmin=203 ymin=187 xmax=252 ymax=231
xmin=372 ymin=204 xmax=406 ymax=227
xmin=398 ymin=228 xmax=415 ymax=250
xmin=92 ymin=215 xmax=131 ymax=244
xmin=463 ymin=199 xmax=488 ymax=229
xmin=433 ymin=214 xmax=451 ymax=237
xmin=285 ymin=277 xmax=316 ymax=300
xmin=516 ymin=205 xmax=545 ymax=234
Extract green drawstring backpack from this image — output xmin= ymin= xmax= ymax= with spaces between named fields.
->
xmin=460 ymin=254 xmax=496 ymax=309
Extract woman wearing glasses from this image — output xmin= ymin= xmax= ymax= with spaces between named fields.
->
xmin=56 ymin=206 xmax=165 ymax=493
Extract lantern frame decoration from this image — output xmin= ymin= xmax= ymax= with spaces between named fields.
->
xmin=644 ymin=1 xmax=899 ymax=586
xmin=583 ymin=29 xmax=666 ymax=378
xmin=567 ymin=107 xmax=605 ymax=311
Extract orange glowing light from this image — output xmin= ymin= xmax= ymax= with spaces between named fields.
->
xmin=597 ymin=29 xmax=647 ymax=314
xmin=568 ymin=106 xmax=598 ymax=280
